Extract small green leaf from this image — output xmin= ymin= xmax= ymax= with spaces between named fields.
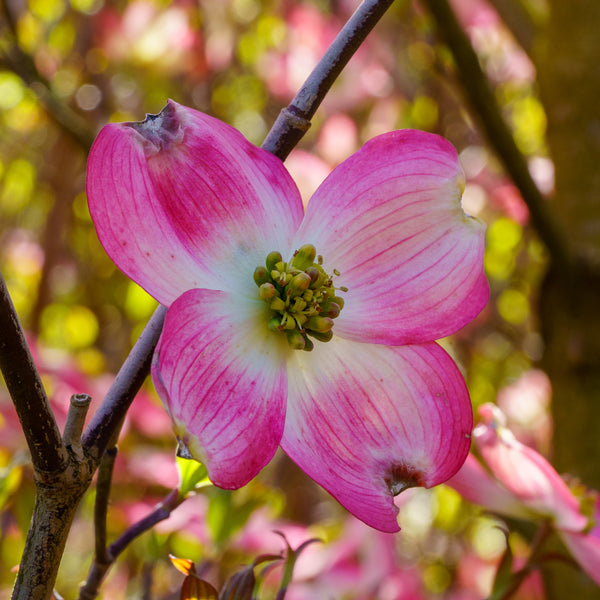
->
xmin=274 ymin=532 xmax=321 ymax=599
xmin=176 ymin=455 xmax=211 ymax=499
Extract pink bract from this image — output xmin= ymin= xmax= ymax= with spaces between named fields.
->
xmin=448 ymin=404 xmax=600 ymax=585
xmin=475 ymin=404 xmax=588 ymax=532
xmin=86 ymin=100 xmax=488 ymax=532
xmin=561 ymin=508 xmax=600 ymax=586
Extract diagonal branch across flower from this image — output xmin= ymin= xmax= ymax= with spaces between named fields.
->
xmin=86 ymin=100 xmax=489 ymax=532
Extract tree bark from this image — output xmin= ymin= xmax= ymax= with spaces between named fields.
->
xmin=536 ymin=1 xmax=600 ymax=597
xmin=12 ymin=456 xmax=95 ymax=600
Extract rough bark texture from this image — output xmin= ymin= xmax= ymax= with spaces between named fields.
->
xmin=538 ymin=1 xmax=600 ymax=254
xmin=536 ymin=1 xmax=600 ymax=597
xmin=12 ymin=455 xmax=95 ymax=600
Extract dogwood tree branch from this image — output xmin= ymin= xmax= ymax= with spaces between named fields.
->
xmin=12 ymin=457 xmax=95 ymax=600
xmin=421 ymin=0 xmax=572 ymax=269
xmin=0 ymin=48 xmax=95 ymax=151
xmin=94 ymin=443 xmax=119 ymax=563
xmin=262 ymin=0 xmax=395 ymax=159
xmin=79 ymin=489 xmax=182 ymax=600
xmin=0 ymin=272 xmax=68 ymax=474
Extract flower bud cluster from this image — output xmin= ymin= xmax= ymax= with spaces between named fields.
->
xmin=253 ymin=244 xmax=345 ymax=351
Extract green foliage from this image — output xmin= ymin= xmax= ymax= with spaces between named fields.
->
xmin=207 ymin=488 xmax=263 ymax=549
xmin=177 ymin=455 xmax=211 ymax=499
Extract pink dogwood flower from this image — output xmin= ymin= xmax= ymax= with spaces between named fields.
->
xmin=448 ymin=404 xmax=600 ymax=584
xmin=86 ymin=100 xmax=488 ymax=532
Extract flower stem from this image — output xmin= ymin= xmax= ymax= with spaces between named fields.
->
xmin=491 ymin=523 xmax=552 ymax=600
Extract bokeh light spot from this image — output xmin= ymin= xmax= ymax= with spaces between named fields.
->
xmin=0 ymin=73 xmax=26 ymax=110
xmin=497 ymin=288 xmax=530 ymax=325
xmin=124 ymin=281 xmax=158 ymax=321
xmin=75 ymin=84 xmax=102 ymax=111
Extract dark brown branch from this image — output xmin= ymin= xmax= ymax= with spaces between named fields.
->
xmin=0 ymin=0 xmax=20 ymax=39
xmin=421 ymin=0 xmax=572 ymax=270
xmin=12 ymin=458 xmax=95 ymax=600
xmin=261 ymin=0 xmax=396 ymax=159
xmin=0 ymin=271 xmax=68 ymax=474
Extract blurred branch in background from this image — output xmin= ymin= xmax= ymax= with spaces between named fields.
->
xmin=421 ymin=0 xmax=571 ymax=271
xmin=1 ymin=0 xmax=95 ymax=149
xmin=486 ymin=0 xmax=538 ymax=57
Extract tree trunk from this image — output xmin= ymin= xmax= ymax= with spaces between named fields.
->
xmin=12 ymin=457 xmax=94 ymax=600
xmin=536 ymin=1 xmax=600 ymax=597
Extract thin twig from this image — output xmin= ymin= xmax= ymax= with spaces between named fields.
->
xmin=62 ymin=394 xmax=93 ymax=459
xmin=0 ymin=271 xmax=68 ymax=474
xmin=79 ymin=489 xmax=182 ymax=600
xmin=490 ymin=523 xmax=552 ymax=600
xmin=261 ymin=0 xmax=396 ymax=159
xmin=76 ymin=431 xmax=119 ymax=600
xmin=94 ymin=445 xmax=118 ymax=563
xmin=110 ymin=489 xmax=182 ymax=558
xmin=421 ymin=0 xmax=571 ymax=270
